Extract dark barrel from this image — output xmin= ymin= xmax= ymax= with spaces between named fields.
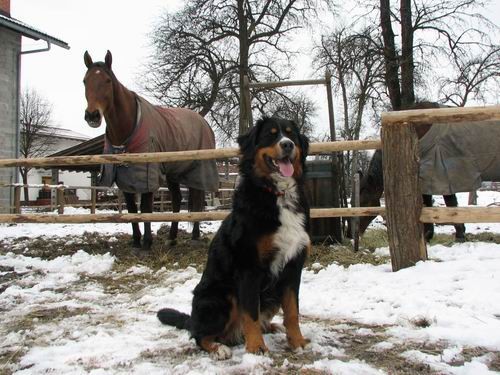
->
xmin=305 ymin=159 xmax=342 ymax=244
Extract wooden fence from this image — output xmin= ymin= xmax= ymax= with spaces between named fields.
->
xmin=381 ymin=105 xmax=500 ymax=271
xmin=1 ymin=105 xmax=500 ymax=271
xmin=5 ymin=183 xmax=236 ymax=214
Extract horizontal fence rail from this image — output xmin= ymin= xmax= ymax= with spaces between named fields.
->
xmin=420 ymin=207 xmax=500 ymax=223
xmin=0 ymin=207 xmax=499 ymax=224
xmin=0 ymin=207 xmax=385 ymax=224
xmin=0 ymin=140 xmax=382 ymax=168
xmin=382 ymin=105 xmax=500 ymax=125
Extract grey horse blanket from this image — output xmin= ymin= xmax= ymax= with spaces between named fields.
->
xmin=100 ymin=96 xmax=219 ymax=194
xmin=419 ymin=120 xmax=500 ymax=195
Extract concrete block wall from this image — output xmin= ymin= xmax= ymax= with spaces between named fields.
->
xmin=0 ymin=26 xmax=20 ymax=213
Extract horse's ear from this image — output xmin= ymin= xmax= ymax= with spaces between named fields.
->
xmin=84 ymin=51 xmax=93 ymax=68
xmin=105 ymin=50 xmax=112 ymax=69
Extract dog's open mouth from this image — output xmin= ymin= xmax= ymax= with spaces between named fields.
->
xmin=265 ymin=155 xmax=294 ymax=177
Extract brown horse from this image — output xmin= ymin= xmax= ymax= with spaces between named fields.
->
xmin=83 ymin=50 xmax=219 ymax=250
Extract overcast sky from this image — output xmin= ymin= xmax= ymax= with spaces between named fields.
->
xmin=12 ymin=0 xmax=180 ymax=139
xmin=11 ymin=0 xmax=500 ymax=142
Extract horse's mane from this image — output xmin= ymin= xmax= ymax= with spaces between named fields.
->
xmin=361 ymin=149 xmax=384 ymax=191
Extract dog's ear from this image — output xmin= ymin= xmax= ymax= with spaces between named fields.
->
xmin=292 ymin=121 xmax=309 ymax=163
xmin=237 ymin=118 xmax=266 ymax=155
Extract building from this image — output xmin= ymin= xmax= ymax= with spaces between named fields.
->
xmin=24 ymin=126 xmax=91 ymax=202
xmin=0 ymin=0 xmax=69 ymax=212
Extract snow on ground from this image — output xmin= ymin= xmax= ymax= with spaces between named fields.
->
xmin=1 ymin=191 xmax=499 ymax=374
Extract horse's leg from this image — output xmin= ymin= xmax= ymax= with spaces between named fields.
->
xmin=141 ymin=192 xmax=154 ymax=250
xmin=422 ymin=194 xmax=434 ymax=242
xmin=124 ymin=192 xmax=141 ymax=248
xmin=167 ymin=181 xmax=181 ymax=245
xmin=188 ymin=188 xmax=204 ymax=240
xmin=443 ymin=194 xmax=466 ymax=242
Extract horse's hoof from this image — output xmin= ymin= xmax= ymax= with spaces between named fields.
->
xmin=142 ymin=240 xmax=153 ymax=251
xmin=167 ymin=239 xmax=177 ymax=247
xmin=455 ymin=236 xmax=466 ymax=243
xmin=131 ymin=241 xmax=142 ymax=249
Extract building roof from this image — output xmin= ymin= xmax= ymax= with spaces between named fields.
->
xmin=0 ymin=13 xmax=69 ymax=49
xmin=39 ymin=126 xmax=91 ymax=142
xmin=45 ymin=134 xmax=104 ymax=173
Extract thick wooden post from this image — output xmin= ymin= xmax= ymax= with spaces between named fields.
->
xmin=382 ymin=121 xmax=427 ymax=271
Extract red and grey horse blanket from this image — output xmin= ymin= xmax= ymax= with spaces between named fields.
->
xmin=419 ymin=120 xmax=500 ymax=195
xmin=100 ymin=96 xmax=219 ymax=194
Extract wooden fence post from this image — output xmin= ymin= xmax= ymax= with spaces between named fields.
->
xmin=57 ymin=186 xmax=65 ymax=215
xmin=91 ymin=172 xmax=97 ymax=214
xmin=351 ymin=172 xmax=360 ymax=252
xmin=382 ymin=121 xmax=427 ymax=271
xmin=14 ymin=185 xmax=21 ymax=214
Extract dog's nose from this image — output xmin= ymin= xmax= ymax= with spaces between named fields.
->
xmin=280 ymin=139 xmax=295 ymax=155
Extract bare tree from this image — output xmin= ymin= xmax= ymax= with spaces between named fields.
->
xmin=379 ymin=0 xmax=499 ymax=109
xmin=143 ymin=0 xmax=317 ymax=141
xmin=314 ymin=26 xmax=385 ymax=199
xmin=257 ymin=91 xmax=318 ymax=137
xmin=19 ymin=88 xmax=57 ymax=202
xmin=439 ymin=45 xmax=500 ymax=106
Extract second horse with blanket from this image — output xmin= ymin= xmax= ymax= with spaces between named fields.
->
xmin=83 ymin=50 xmax=219 ymax=250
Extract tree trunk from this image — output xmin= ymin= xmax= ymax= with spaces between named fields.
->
xmin=400 ymin=0 xmax=415 ymax=107
xmin=382 ymin=122 xmax=427 ymax=271
xmin=20 ymin=168 xmax=29 ymax=202
xmin=380 ymin=0 xmax=401 ymax=110
xmin=238 ymin=0 xmax=252 ymax=135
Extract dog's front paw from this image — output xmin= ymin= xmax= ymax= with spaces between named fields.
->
xmin=246 ymin=340 xmax=269 ymax=355
xmin=209 ymin=344 xmax=232 ymax=361
xmin=288 ymin=335 xmax=310 ymax=351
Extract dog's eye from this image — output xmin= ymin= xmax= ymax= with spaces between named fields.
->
xmin=271 ymin=128 xmax=278 ymax=134
xmin=285 ymin=127 xmax=292 ymax=133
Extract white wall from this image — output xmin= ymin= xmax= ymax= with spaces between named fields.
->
xmin=20 ymin=134 xmax=92 ymax=202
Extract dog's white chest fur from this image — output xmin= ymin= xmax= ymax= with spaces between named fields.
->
xmin=270 ymin=175 xmax=310 ymax=276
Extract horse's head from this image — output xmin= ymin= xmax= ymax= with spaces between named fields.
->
xmin=83 ymin=50 xmax=114 ymax=128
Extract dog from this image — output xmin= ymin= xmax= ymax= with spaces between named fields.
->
xmin=157 ymin=117 xmax=311 ymax=360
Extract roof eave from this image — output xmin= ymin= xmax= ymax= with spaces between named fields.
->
xmin=0 ymin=16 xmax=70 ymax=50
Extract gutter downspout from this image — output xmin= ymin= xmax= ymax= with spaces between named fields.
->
xmin=15 ymin=40 xmax=52 ymax=204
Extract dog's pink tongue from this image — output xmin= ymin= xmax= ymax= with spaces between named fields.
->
xmin=278 ymin=160 xmax=294 ymax=177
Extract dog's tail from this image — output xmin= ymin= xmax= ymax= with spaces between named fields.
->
xmin=157 ymin=308 xmax=191 ymax=330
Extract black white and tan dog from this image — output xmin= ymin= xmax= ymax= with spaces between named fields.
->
xmin=157 ymin=117 xmax=311 ymax=359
